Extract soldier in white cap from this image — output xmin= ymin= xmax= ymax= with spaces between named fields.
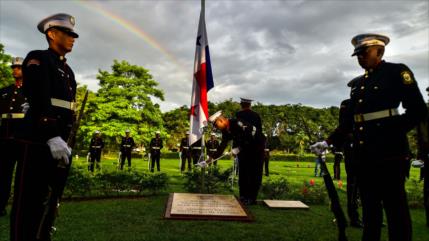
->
xmin=88 ymin=130 xmax=104 ymax=172
xmin=11 ymin=13 xmax=79 ymax=240
xmin=0 ymin=57 xmax=27 ymax=217
xmin=208 ymin=110 xmax=265 ymax=205
xmin=315 ymin=33 xmax=427 ymax=241
xmin=120 ymin=129 xmax=135 ymax=170
xmin=149 ymin=130 xmax=163 ymax=172
xmin=179 ymin=130 xmax=192 ymax=172
xmin=236 ymin=98 xmax=262 ymax=132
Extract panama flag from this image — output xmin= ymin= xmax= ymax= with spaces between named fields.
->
xmin=189 ymin=0 xmax=214 ymax=145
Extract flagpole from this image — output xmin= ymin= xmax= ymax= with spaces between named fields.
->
xmin=200 ymin=0 xmax=206 ymax=194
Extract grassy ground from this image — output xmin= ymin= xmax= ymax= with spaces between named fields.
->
xmin=0 ymin=155 xmax=427 ymax=241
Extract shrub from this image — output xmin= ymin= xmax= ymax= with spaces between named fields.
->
xmin=260 ymin=177 xmax=290 ymax=199
xmin=64 ymin=165 xmax=93 ymax=198
xmin=183 ymin=166 xmax=233 ymax=194
xmin=260 ymin=178 xmax=328 ymax=205
xmin=407 ymin=178 xmax=424 ymax=208
xmin=63 ymin=166 xmax=168 ymax=199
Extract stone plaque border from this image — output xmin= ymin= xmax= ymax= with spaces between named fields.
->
xmin=164 ymin=193 xmax=253 ymax=221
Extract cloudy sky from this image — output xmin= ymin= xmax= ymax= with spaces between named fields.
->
xmin=1 ymin=0 xmax=428 ymax=112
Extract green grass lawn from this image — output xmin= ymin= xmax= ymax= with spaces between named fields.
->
xmin=0 ymin=155 xmax=427 ymax=241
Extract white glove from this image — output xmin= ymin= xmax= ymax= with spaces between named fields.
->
xmin=21 ymin=102 xmax=30 ymax=114
xmin=206 ymin=157 xmax=213 ymax=164
xmin=411 ymin=160 xmax=425 ymax=168
xmin=195 ymin=161 xmax=208 ymax=168
xmin=232 ymin=147 xmax=240 ymax=155
xmin=47 ymin=136 xmax=71 ymax=165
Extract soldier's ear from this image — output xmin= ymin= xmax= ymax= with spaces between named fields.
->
xmin=46 ymin=29 xmax=56 ymax=42
xmin=376 ymin=46 xmax=384 ymax=58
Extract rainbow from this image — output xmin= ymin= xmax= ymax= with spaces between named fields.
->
xmin=75 ymin=0 xmax=186 ymax=71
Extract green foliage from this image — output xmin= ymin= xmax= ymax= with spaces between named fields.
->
xmin=407 ymin=178 xmax=425 ymax=208
xmin=260 ymin=177 xmax=290 ymax=199
xmin=76 ymin=60 xmax=165 ymax=153
xmin=183 ymin=166 xmax=233 ymax=193
xmin=270 ymin=153 xmax=334 ymax=162
xmin=296 ymin=180 xmax=328 ymax=204
xmin=0 ymin=43 xmax=13 ymax=88
xmin=66 ymin=164 xmax=94 ymax=197
xmin=162 ymin=105 xmax=190 ymax=150
xmin=260 ymin=177 xmax=328 ymax=204
xmin=63 ymin=164 xmax=168 ymax=199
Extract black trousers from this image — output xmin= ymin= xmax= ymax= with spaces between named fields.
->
xmin=11 ymin=142 xmax=71 ymax=241
xmin=88 ymin=151 xmax=101 ymax=172
xmin=333 ymin=154 xmax=342 ymax=180
xmin=357 ymin=158 xmax=411 ymax=241
xmin=150 ymin=153 xmax=160 ymax=172
xmin=120 ymin=150 xmax=132 ymax=170
xmin=180 ymin=152 xmax=191 ymax=171
xmin=237 ymin=148 xmax=264 ymax=202
xmin=0 ymin=139 xmax=20 ymax=213
xmin=191 ymin=151 xmax=202 ymax=165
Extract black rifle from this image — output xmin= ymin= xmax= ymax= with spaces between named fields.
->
xmin=36 ymin=90 xmax=89 ymax=239
xmin=320 ymin=158 xmax=348 ymax=241
xmin=311 ymin=143 xmax=348 ymax=241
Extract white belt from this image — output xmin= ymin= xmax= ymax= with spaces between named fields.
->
xmin=51 ymin=98 xmax=76 ymax=111
xmin=123 ymin=145 xmax=131 ymax=147
xmin=1 ymin=113 xmax=25 ymax=119
xmin=264 ymin=149 xmax=269 ymax=151
xmin=152 ymin=147 xmax=160 ymax=149
xmin=209 ymin=149 xmax=217 ymax=151
xmin=192 ymin=147 xmax=202 ymax=150
xmin=92 ymin=146 xmax=101 ymax=148
xmin=354 ymin=108 xmax=399 ymax=123
xmin=183 ymin=147 xmax=189 ymax=149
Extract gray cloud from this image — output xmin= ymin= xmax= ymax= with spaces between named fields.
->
xmin=1 ymin=0 xmax=427 ymax=112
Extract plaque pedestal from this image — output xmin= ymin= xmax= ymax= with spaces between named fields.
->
xmin=164 ymin=193 xmax=253 ymax=221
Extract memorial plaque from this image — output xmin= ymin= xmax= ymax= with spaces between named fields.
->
xmin=264 ymin=200 xmax=309 ymax=209
xmin=165 ymin=193 xmax=253 ymax=221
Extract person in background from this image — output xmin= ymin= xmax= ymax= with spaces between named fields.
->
xmin=0 ymin=57 xmax=26 ymax=217
xmin=180 ymin=131 xmax=192 ymax=172
xmin=263 ymin=135 xmax=270 ymax=176
xmin=120 ymin=129 xmax=135 ymax=170
xmin=149 ymin=130 xmax=163 ymax=172
xmin=88 ymin=130 xmax=104 ymax=172
xmin=333 ymin=148 xmax=343 ymax=180
xmin=206 ymin=132 xmax=219 ymax=166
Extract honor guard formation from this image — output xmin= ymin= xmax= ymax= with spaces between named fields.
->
xmin=0 ymin=9 xmax=428 ymax=241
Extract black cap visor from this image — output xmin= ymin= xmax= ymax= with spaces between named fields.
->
xmin=48 ymin=26 xmax=79 ymax=38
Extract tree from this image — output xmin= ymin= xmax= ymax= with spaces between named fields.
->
xmin=0 ymin=43 xmax=13 ymax=89
xmin=79 ymin=60 xmax=164 ymax=152
xmin=162 ymin=105 xmax=190 ymax=150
